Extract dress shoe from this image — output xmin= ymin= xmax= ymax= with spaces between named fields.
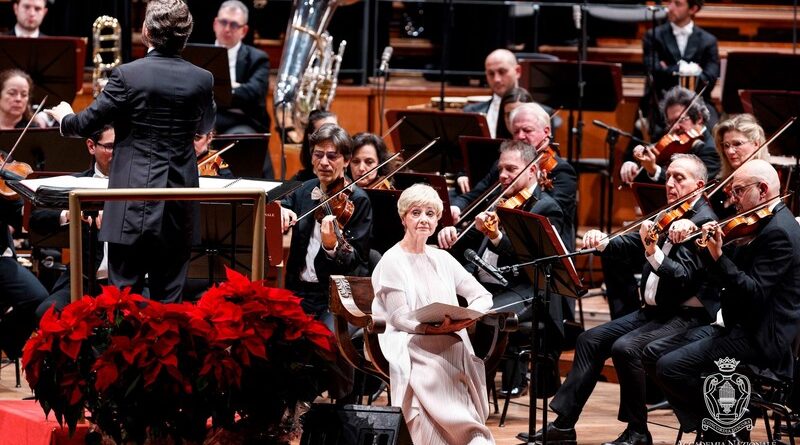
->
xmin=600 ymin=427 xmax=652 ymax=445
xmin=499 ymin=383 xmax=529 ymax=399
xmin=515 ymin=422 xmax=576 ymax=445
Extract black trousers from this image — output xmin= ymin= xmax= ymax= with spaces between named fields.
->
xmin=643 ymin=325 xmax=767 ymax=433
xmin=549 ymin=306 xmax=708 ymax=431
xmin=108 ymin=232 xmax=190 ymax=303
xmin=0 ymin=257 xmax=48 ymax=358
xmin=601 ymin=255 xmax=645 ymax=320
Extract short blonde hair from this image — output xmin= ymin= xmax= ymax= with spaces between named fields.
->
xmin=714 ymin=113 xmax=769 ymax=178
xmin=397 ymin=184 xmax=443 ymax=219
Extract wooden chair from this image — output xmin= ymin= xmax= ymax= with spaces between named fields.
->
xmin=329 ymin=275 xmax=519 ymax=395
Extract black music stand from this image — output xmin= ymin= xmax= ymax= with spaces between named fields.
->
xmin=211 ymin=133 xmax=273 ymax=179
xmin=631 ymin=183 xmax=667 ymax=216
xmin=722 ymin=53 xmax=800 ymax=114
xmin=496 ymin=207 xmax=585 ymax=445
xmin=458 ymin=135 xmax=502 ymax=187
xmin=182 ymin=44 xmax=233 ymax=108
xmin=0 ymin=128 xmax=91 ymax=171
xmin=0 ymin=36 xmax=86 ymax=106
xmin=384 ymin=109 xmax=489 ymax=174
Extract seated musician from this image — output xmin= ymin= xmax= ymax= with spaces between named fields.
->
xmin=30 ymin=125 xmax=115 ymax=317
xmin=348 ymin=132 xmax=389 ymax=187
xmin=621 ymin=86 xmax=720 ymax=186
xmin=279 ymin=123 xmax=373 ymax=324
xmin=450 ymin=103 xmax=577 ymax=250
xmin=519 ymin=153 xmax=719 ymax=445
xmin=463 ymin=49 xmax=521 ymax=139
xmin=0 ymin=69 xmax=48 ymax=130
xmin=371 ymin=183 xmax=495 ymax=445
xmin=7 ymin=0 xmax=47 ymax=37
xmin=643 ymin=159 xmax=800 ymax=443
xmin=440 ymin=139 xmax=566 ymax=398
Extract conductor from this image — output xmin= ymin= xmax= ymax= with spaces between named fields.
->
xmin=46 ymin=0 xmax=216 ymax=302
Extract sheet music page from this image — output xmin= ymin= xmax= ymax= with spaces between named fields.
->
xmin=406 ymin=302 xmax=486 ymax=324
xmin=198 ymin=177 xmax=282 ymax=193
xmin=20 ymin=175 xmax=109 ymax=192
xmin=549 ymin=220 xmax=576 ymax=271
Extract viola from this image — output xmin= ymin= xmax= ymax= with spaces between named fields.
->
xmin=650 ymin=124 xmax=706 ymax=165
xmin=314 ymin=177 xmax=355 ymax=251
xmin=695 ymin=203 xmax=775 ymax=248
xmin=0 ymin=153 xmax=33 ymax=200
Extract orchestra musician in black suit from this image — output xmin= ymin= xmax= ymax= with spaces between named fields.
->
xmin=643 ymin=159 xmax=800 ymax=443
xmin=519 ymin=154 xmax=719 ymax=445
xmin=641 ymin=0 xmax=720 ymax=131
xmin=7 ymin=0 xmax=47 ymax=37
xmin=47 ymin=0 xmax=216 ymax=303
xmin=29 ymin=125 xmax=114 ymax=318
xmin=462 ymin=49 xmax=521 ymax=140
xmin=279 ymin=124 xmax=373 ymax=324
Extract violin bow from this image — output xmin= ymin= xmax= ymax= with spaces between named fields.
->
xmin=381 ymin=116 xmax=406 ymax=139
xmin=197 ymin=141 xmax=237 ymax=168
xmin=295 ymin=138 xmax=438 ymax=223
xmin=369 ymin=136 xmax=440 ymax=188
xmin=682 ymin=192 xmax=793 ymax=244
xmin=0 ymin=95 xmax=47 ymax=171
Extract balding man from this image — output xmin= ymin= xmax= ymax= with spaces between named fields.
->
xmin=643 ymin=159 xmax=800 ymax=443
xmin=464 ymin=49 xmax=521 ymax=138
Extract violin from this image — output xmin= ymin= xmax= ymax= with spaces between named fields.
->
xmin=694 ymin=201 xmax=777 ymax=248
xmin=650 ymin=124 xmax=705 ymax=165
xmin=313 ymin=176 xmax=355 ymax=251
xmin=197 ymin=149 xmax=229 ymax=176
xmin=482 ymin=187 xmax=533 ymax=234
xmin=645 ymin=198 xmax=694 ymax=245
xmin=536 ymin=146 xmax=558 ymax=191
xmin=0 ymin=152 xmax=33 ymax=200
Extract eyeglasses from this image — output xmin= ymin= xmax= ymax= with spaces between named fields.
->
xmin=667 ymin=115 xmax=691 ymax=127
xmin=95 ymin=142 xmax=114 ymax=151
xmin=726 ymin=181 xmax=760 ymax=199
xmin=312 ymin=151 xmax=342 ymax=161
xmin=721 ymin=139 xmax=751 ymax=151
xmin=215 ymin=18 xmax=245 ymax=31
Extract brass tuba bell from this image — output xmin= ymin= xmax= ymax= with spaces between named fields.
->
xmin=92 ymin=15 xmax=122 ymax=97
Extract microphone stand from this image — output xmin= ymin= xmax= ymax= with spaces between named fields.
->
xmin=438 ymin=0 xmax=454 ymax=111
xmin=379 ymin=60 xmax=389 ymax=135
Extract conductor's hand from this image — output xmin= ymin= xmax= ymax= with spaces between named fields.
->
xmin=620 ymin=161 xmax=640 ymax=185
xmin=423 ymin=315 xmax=475 ymax=334
xmin=320 ymin=215 xmax=338 ymax=251
xmin=457 ymin=175 xmax=471 ymax=193
xmin=667 ymin=219 xmax=697 ymax=244
xmin=437 ymin=226 xmax=458 ymax=249
xmin=582 ymin=229 xmax=609 ymax=251
xmin=280 ymin=206 xmax=297 ymax=233
xmin=45 ymin=101 xmax=75 ymax=125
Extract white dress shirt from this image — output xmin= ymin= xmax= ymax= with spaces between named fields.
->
xmin=670 ymin=21 xmax=694 ymax=57
xmin=14 ymin=24 xmax=39 ymax=38
xmin=486 ymin=94 xmax=501 ymax=139
xmin=215 ymin=40 xmax=242 ymax=87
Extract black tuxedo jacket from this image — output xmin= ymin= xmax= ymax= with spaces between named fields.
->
xmin=451 ymin=155 xmax=577 ymax=250
xmin=707 ymin=204 xmax=800 ymax=377
xmin=282 ymin=178 xmax=373 ymax=290
xmin=603 ymin=199 xmax=718 ymax=319
xmin=635 ymin=127 xmax=721 ymax=184
xmin=216 ymin=44 xmax=270 ymax=133
xmin=643 ymin=22 xmax=719 ymax=107
xmin=61 ymin=50 xmax=216 ymax=246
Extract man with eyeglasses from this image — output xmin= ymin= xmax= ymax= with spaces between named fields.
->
xmin=622 ymin=86 xmax=720 ymax=186
xmin=30 ymin=125 xmax=115 ymax=317
xmin=642 ymin=159 xmax=800 ymax=443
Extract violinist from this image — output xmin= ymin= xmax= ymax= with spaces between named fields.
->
xmin=292 ymin=110 xmax=338 ymax=182
xmin=348 ymin=132 xmax=389 ymax=188
xmin=439 ymin=139 xmax=567 ymax=399
xmin=519 ymin=154 xmax=719 ymax=445
xmin=0 ymin=69 xmax=48 ymax=130
xmin=645 ymin=160 xmax=800 ymax=443
xmin=29 ymin=125 xmax=114 ymax=317
xmin=279 ymin=124 xmax=373 ymax=322
xmin=621 ymin=86 xmax=720 ymax=186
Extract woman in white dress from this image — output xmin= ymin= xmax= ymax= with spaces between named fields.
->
xmin=371 ymin=184 xmax=495 ymax=445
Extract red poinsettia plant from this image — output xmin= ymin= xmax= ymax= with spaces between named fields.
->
xmin=23 ymin=268 xmax=336 ymax=444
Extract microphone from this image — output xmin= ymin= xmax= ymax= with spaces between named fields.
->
xmin=465 ymin=249 xmax=509 ymax=287
xmin=572 ymin=4 xmax=582 ymax=30
xmin=378 ymin=46 xmax=393 ymax=75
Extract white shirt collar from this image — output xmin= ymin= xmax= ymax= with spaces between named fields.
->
xmin=93 ymin=163 xmax=109 ymax=179
xmin=670 ymin=20 xmax=694 ymax=37
xmin=14 ymin=24 xmax=39 ymax=38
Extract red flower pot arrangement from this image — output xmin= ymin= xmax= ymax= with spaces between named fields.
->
xmin=23 ymin=268 xmax=336 ymax=444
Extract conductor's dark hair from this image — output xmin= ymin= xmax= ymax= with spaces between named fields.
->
xmin=688 ymin=0 xmax=704 ymax=10
xmin=661 ymin=86 xmax=710 ymax=125
xmin=309 ymin=124 xmax=353 ymax=160
xmin=143 ymin=0 xmax=193 ymax=54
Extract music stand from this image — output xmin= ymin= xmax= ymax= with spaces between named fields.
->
xmin=739 ymin=90 xmax=800 ymax=158
xmin=631 ymin=183 xmax=667 ymax=216
xmin=0 ymin=128 xmax=91 ymax=171
xmin=0 ymin=36 xmax=86 ymax=106
xmin=384 ymin=109 xmax=489 ymax=174
xmin=458 ymin=136 xmax=502 ymax=187
xmin=496 ymin=207 xmax=585 ymax=445
xmin=211 ymin=133 xmax=273 ymax=179
xmin=182 ymin=43 xmax=233 ymax=108
xmin=722 ymin=53 xmax=800 ymax=114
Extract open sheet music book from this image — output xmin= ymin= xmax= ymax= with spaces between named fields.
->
xmin=407 ymin=302 xmax=489 ymax=324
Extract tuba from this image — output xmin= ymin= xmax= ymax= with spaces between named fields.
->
xmin=273 ymin=0 xmax=353 ymax=132
xmin=92 ymin=16 xmax=122 ymax=98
